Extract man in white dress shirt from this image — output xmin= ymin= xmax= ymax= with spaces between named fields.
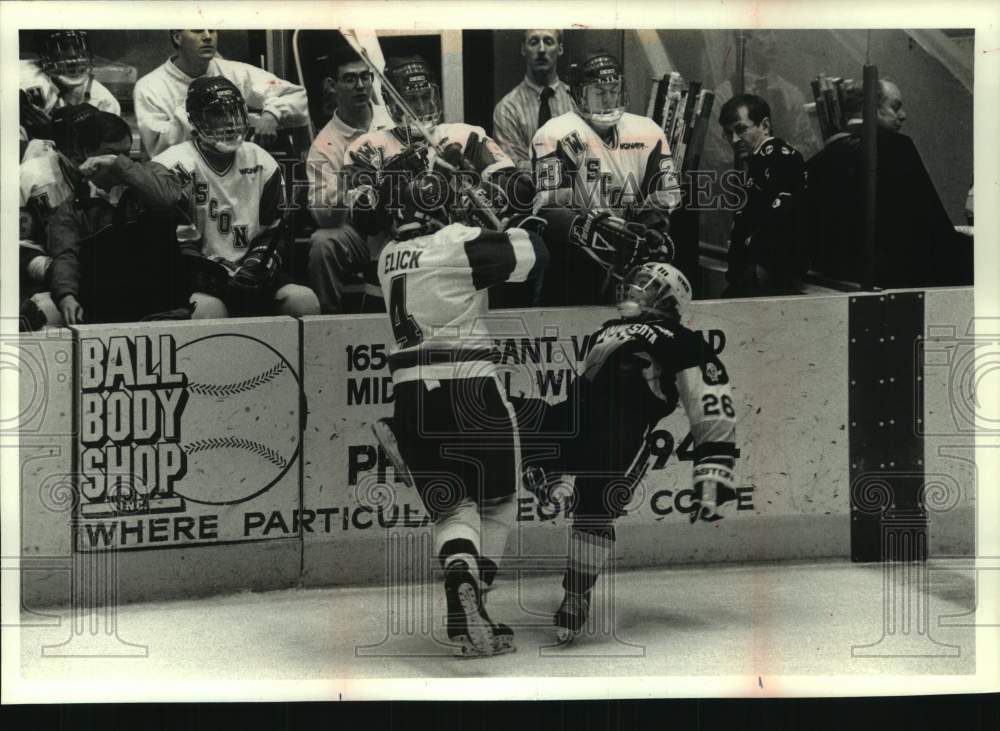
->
xmin=305 ymin=45 xmax=394 ymax=313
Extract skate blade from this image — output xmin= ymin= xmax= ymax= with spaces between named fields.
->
xmin=452 ymin=584 xmax=516 ymax=658
xmin=454 ymin=635 xmax=517 ymax=658
xmin=457 ymin=583 xmax=493 ymax=653
xmin=554 ymin=626 xmax=579 ymax=646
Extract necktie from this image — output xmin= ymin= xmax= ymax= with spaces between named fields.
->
xmin=538 ymin=86 xmax=555 ymax=129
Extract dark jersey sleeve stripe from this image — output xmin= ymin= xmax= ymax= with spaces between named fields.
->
xmin=258 ymin=168 xmax=284 ymax=227
xmin=640 ymin=138 xmax=667 ymax=202
xmin=465 ymin=229 xmax=517 ymax=290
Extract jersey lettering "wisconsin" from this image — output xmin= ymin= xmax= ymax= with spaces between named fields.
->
xmin=153 ymin=140 xmax=282 ymax=264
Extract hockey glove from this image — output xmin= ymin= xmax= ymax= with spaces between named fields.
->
xmin=230 ymin=246 xmax=282 ymax=294
xmin=19 ymin=90 xmax=53 ymax=141
xmin=571 ymin=211 xmax=652 ymax=278
xmin=380 ymin=145 xmax=430 ymax=179
xmin=690 ymin=462 xmax=737 ymax=524
xmin=432 ymin=141 xmax=466 ymax=175
xmin=631 ymin=209 xmax=676 ymax=263
xmin=456 ymin=180 xmax=506 ymax=231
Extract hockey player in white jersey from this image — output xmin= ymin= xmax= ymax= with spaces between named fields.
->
xmin=20 ymin=31 xmax=120 ymax=142
xmin=367 ymin=157 xmax=548 ymax=658
xmin=516 ymin=262 xmax=739 ymax=644
xmin=153 ymin=76 xmax=318 ymax=318
xmin=345 ymin=56 xmax=521 ymax=187
xmin=531 ymin=51 xmax=681 ymax=305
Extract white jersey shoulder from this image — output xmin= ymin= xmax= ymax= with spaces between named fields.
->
xmin=378 ymin=223 xmax=541 ymax=371
xmin=20 ymin=149 xmax=74 ymax=218
xmin=19 ymin=60 xmax=119 ymax=115
xmin=153 ymin=141 xmax=280 ymax=263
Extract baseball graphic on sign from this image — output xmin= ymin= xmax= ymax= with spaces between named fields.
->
xmin=174 ymin=334 xmax=300 ymax=505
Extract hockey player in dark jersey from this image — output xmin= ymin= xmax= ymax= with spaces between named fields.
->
xmin=366 ymin=157 xmax=548 ymax=658
xmin=517 ymin=261 xmax=739 ymax=644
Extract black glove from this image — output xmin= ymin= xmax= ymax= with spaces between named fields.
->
xmin=20 ymin=90 xmax=52 ymax=141
xmin=632 ymin=209 xmax=675 ymax=263
xmin=433 ymin=141 xmax=466 ymax=174
xmin=230 ymin=246 xmax=282 ymax=294
xmin=380 ymin=145 xmax=430 ymax=179
xmin=570 ymin=211 xmax=650 ymax=278
xmin=456 ymin=180 xmax=506 ymax=231
xmin=642 ymin=226 xmax=676 ymax=264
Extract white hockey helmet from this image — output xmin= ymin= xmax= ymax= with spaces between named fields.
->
xmin=617 ymin=261 xmax=692 ymax=321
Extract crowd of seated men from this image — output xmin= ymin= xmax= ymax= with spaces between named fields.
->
xmin=18 ymin=29 xmax=973 ymax=331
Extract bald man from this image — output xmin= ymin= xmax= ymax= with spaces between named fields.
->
xmin=806 ymin=81 xmax=971 ymax=288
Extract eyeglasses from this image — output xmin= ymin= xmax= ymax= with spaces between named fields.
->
xmin=339 ymin=71 xmax=373 ymax=86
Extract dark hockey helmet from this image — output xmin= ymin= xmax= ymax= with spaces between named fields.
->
xmin=39 ymin=30 xmax=92 ymax=86
xmin=568 ymin=51 xmax=628 ymax=131
xmin=51 ymin=103 xmax=131 ymax=164
xmin=382 ymin=56 xmax=442 ymax=138
xmin=617 ymin=261 xmax=692 ymax=322
xmin=186 ymin=76 xmax=249 ymax=154
xmin=391 ymin=171 xmax=453 ymax=238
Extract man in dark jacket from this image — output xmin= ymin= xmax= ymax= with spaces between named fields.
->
xmin=717 ymin=94 xmax=807 ymax=297
xmin=805 ymin=83 xmax=971 ymax=288
xmin=47 ymin=110 xmax=191 ymax=325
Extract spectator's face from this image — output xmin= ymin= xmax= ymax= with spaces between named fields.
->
xmin=878 ymin=82 xmax=906 ymax=132
xmin=722 ymin=106 xmax=770 ymax=160
xmin=522 ymin=30 xmax=562 ymax=74
xmin=332 ymin=61 xmax=374 ymax=112
xmin=174 ymin=30 xmax=218 ymax=66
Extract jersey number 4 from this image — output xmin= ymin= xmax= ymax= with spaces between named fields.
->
xmin=389 ymin=274 xmax=423 ymax=348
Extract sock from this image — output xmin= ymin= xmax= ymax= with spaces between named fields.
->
xmin=479 ymin=494 xmax=516 ymax=587
xmin=562 ymin=528 xmax=613 ymax=596
xmin=433 ymin=498 xmax=481 ymax=579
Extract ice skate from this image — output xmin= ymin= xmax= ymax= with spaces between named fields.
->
xmin=445 ymin=562 xmax=515 ymax=658
xmin=553 ymin=590 xmax=591 ymax=645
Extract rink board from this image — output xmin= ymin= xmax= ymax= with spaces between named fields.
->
xmin=921 ymin=288 xmax=978 ymax=556
xmin=17 ymin=318 xmax=304 ymax=607
xmin=15 ymin=288 xmax=976 ymax=605
xmin=298 ymin=297 xmax=854 ymax=586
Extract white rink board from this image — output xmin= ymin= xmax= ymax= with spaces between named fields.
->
xmin=71 ymin=318 xmax=303 ymax=552
xmin=301 ymin=296 xmax=852 ymax=585
xmin=19 ymin=318 xmax=304 ymax=606
xmin=922 ymin=287 xmax=977 ymax=556
xmin=19 ymin=291 xmax=976 ymax=603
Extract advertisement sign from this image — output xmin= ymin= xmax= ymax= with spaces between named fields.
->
xmin=73 ymin=319 xmax=302 ymax=552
